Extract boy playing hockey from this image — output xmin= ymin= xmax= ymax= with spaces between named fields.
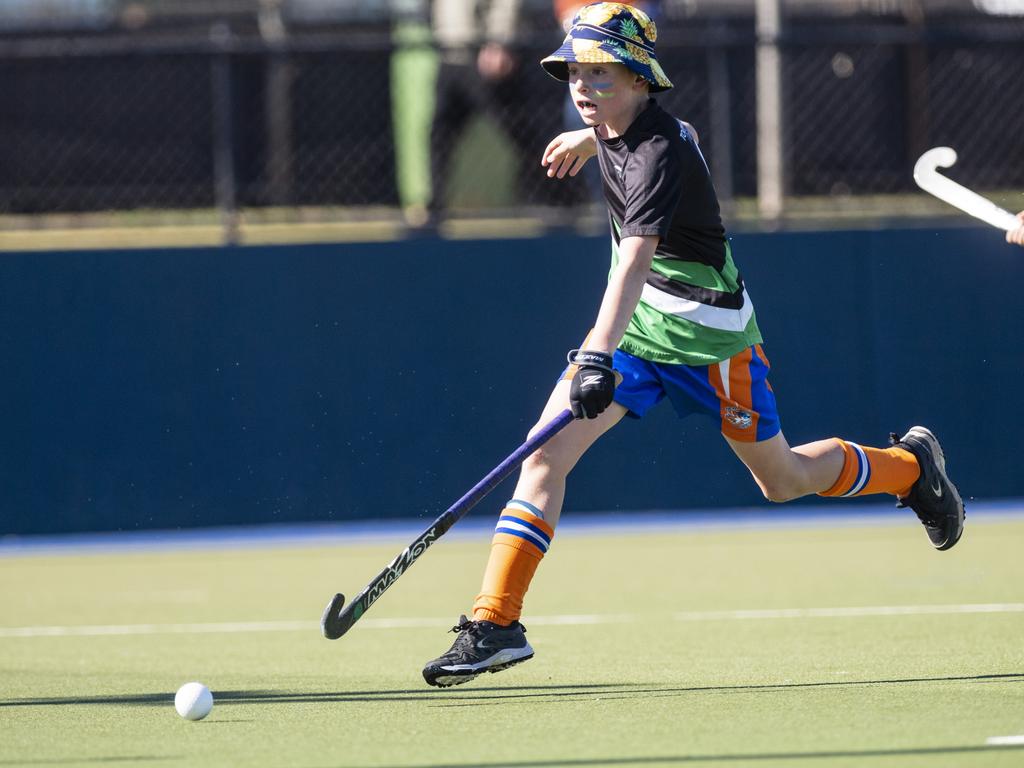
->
xmin=422 ymin=2 xmax=964 ymax=688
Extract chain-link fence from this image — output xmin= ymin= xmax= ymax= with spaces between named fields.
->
xmin=1 ymin=0 xmax=1022 ymax=244
xmin=782 ymin=22 xmax=1024 ymax=197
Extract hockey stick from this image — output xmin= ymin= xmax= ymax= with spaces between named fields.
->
xmin=913 ymin=147 xmax=1019 ymax=231
xmin=321 ymin=408 xmax=575 ymax=640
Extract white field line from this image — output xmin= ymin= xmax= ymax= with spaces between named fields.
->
xmin=0 ymin=620 xmax=319 ymax=638
xmin=672 ymin=603 xmax=1024 ymax=621
xmin=1 ymin=602 xmax=1023 ymax=639
xmin=986 ymin=736 xmax=1024 ymax=746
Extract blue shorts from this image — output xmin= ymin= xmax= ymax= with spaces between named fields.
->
xmin=610 ymin=345 xmax=781 ymax=443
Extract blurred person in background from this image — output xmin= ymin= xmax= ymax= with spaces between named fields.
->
xmin=428 ymin=0 xmax=576 ymax=222
xmin=1008 ymin=211 xmax=1024 ymax=246
xmin=555 ymin=0 xmax=651 ymax=33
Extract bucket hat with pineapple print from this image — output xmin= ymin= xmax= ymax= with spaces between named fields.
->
xmin=541 ymin=3 xmax=673 ymax=92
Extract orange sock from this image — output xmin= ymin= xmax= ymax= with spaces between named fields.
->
xmin=472 ymin=502 xmax=554 ymax=625
xmin=819 ymin=438 xmax=920 ymax=498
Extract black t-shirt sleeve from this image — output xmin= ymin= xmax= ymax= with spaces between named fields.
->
xmin=619 ymin=134 xmax=682 ymax=240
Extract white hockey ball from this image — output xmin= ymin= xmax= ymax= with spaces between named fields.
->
xmin=174 ymin=682 xmax=213 ymax=721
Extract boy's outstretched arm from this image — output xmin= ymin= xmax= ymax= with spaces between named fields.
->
xmin=1008 ymin=211 xmax=1024 ymax=246
xmin=588 ymin=235 xmax=658 ymax=353
xmin=568 ymin=235 xmax=658 ymax=419
xmin=542 ymin=129 xmax=597 ymax=179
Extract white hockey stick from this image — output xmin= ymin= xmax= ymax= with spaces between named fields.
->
xmin=913 ymin=147 xmax=1019 ymax=231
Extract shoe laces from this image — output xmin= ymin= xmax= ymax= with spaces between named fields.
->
xmin=448 ymin=614 xmax=524 ymax=635
xmin=450 ymin=614 xmax=476 ymax=634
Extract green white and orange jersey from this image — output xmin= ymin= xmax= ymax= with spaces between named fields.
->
xmin=597 ymin=99 xmax=762 ymax=366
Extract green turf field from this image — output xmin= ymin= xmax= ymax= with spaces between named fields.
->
xmin=2 ymin=515 xmax=1023 ymax=767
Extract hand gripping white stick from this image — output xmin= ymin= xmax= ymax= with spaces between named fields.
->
xmin=913 ymin=147 xmax=1019 ymax=231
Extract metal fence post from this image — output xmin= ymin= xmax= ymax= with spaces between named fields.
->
xmin=210 ymin=22 xmax=240 ymax=245
xmin=756 ymin=0 xmax=784 ymax=221
xmin=260 ymin=0 xmax=294 ymax=206
xmin=706 ymin=38 xmax=734 ymax=212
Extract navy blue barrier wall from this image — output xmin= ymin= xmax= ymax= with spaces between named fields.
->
xmin=3 ymin=225 xmax=1021 ymax=535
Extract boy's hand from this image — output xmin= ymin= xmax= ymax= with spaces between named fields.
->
xmin=477 ymin=42 xmax=516 ymax=81
xmin=1007 ymin=211 xmax=1024 ymax=246
xmin=568 ymin=349 xmax=617 ymax=419
xmin=542 ymin=129 xmax=597 ymax=179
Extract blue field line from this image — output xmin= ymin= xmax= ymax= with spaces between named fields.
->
xmin=2 ymin=499 xmax=1022 ymax=557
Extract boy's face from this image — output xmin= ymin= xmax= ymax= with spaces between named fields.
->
xmin=567 ymin=61 xmax=647 ymax=128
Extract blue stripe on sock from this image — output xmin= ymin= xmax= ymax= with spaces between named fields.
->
xmin=497 ymin=515 xmax=552 ymax=545
xmin=494 ymin=526 xmax=549 ymax=553
xmin=843 ymin=444 xmax=869 ymax=496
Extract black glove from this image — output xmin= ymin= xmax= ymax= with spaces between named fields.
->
xmin=568 ymin=349 xmax=617 ymax=420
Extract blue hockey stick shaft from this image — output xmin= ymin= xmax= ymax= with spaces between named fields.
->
xmin=322 ymin=408 xmax=574 ymax=639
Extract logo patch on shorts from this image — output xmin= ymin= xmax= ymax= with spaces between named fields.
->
xmin=724 ymin=406 xmax=753 ymax=429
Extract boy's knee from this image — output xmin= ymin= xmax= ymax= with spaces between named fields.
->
xmin=757 ymin=477 xmax=804 ymax=503
xmin=523 ymin=447 xmax=555 ymax=473
xmin=522 ymin=446 xmax=570 ymax=480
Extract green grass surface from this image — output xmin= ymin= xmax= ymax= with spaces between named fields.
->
xmin=2 ymin=517 xmax=1023 ymax=767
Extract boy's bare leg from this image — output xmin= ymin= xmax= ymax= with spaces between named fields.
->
xmin=727 ymin=428 xmax=964 ymax=550
xmin=422 ymin=381 xmax=625 ymax=687
xmin=466 ymin=380 xmax=624 ymax=623
xmin=511 ymin=379 xmax=628 ymax=527
xmin=725 ymin=432 xmax=846 ymax=502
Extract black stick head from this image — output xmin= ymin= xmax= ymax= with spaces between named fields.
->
xmin=320 ymin=593 xmax=347 ymax=639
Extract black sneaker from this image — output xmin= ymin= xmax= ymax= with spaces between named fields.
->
xmin=891 ymin=426 xmax=965 ymax=551
xmin=422 ymin=615 xmax=534 ymax=688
